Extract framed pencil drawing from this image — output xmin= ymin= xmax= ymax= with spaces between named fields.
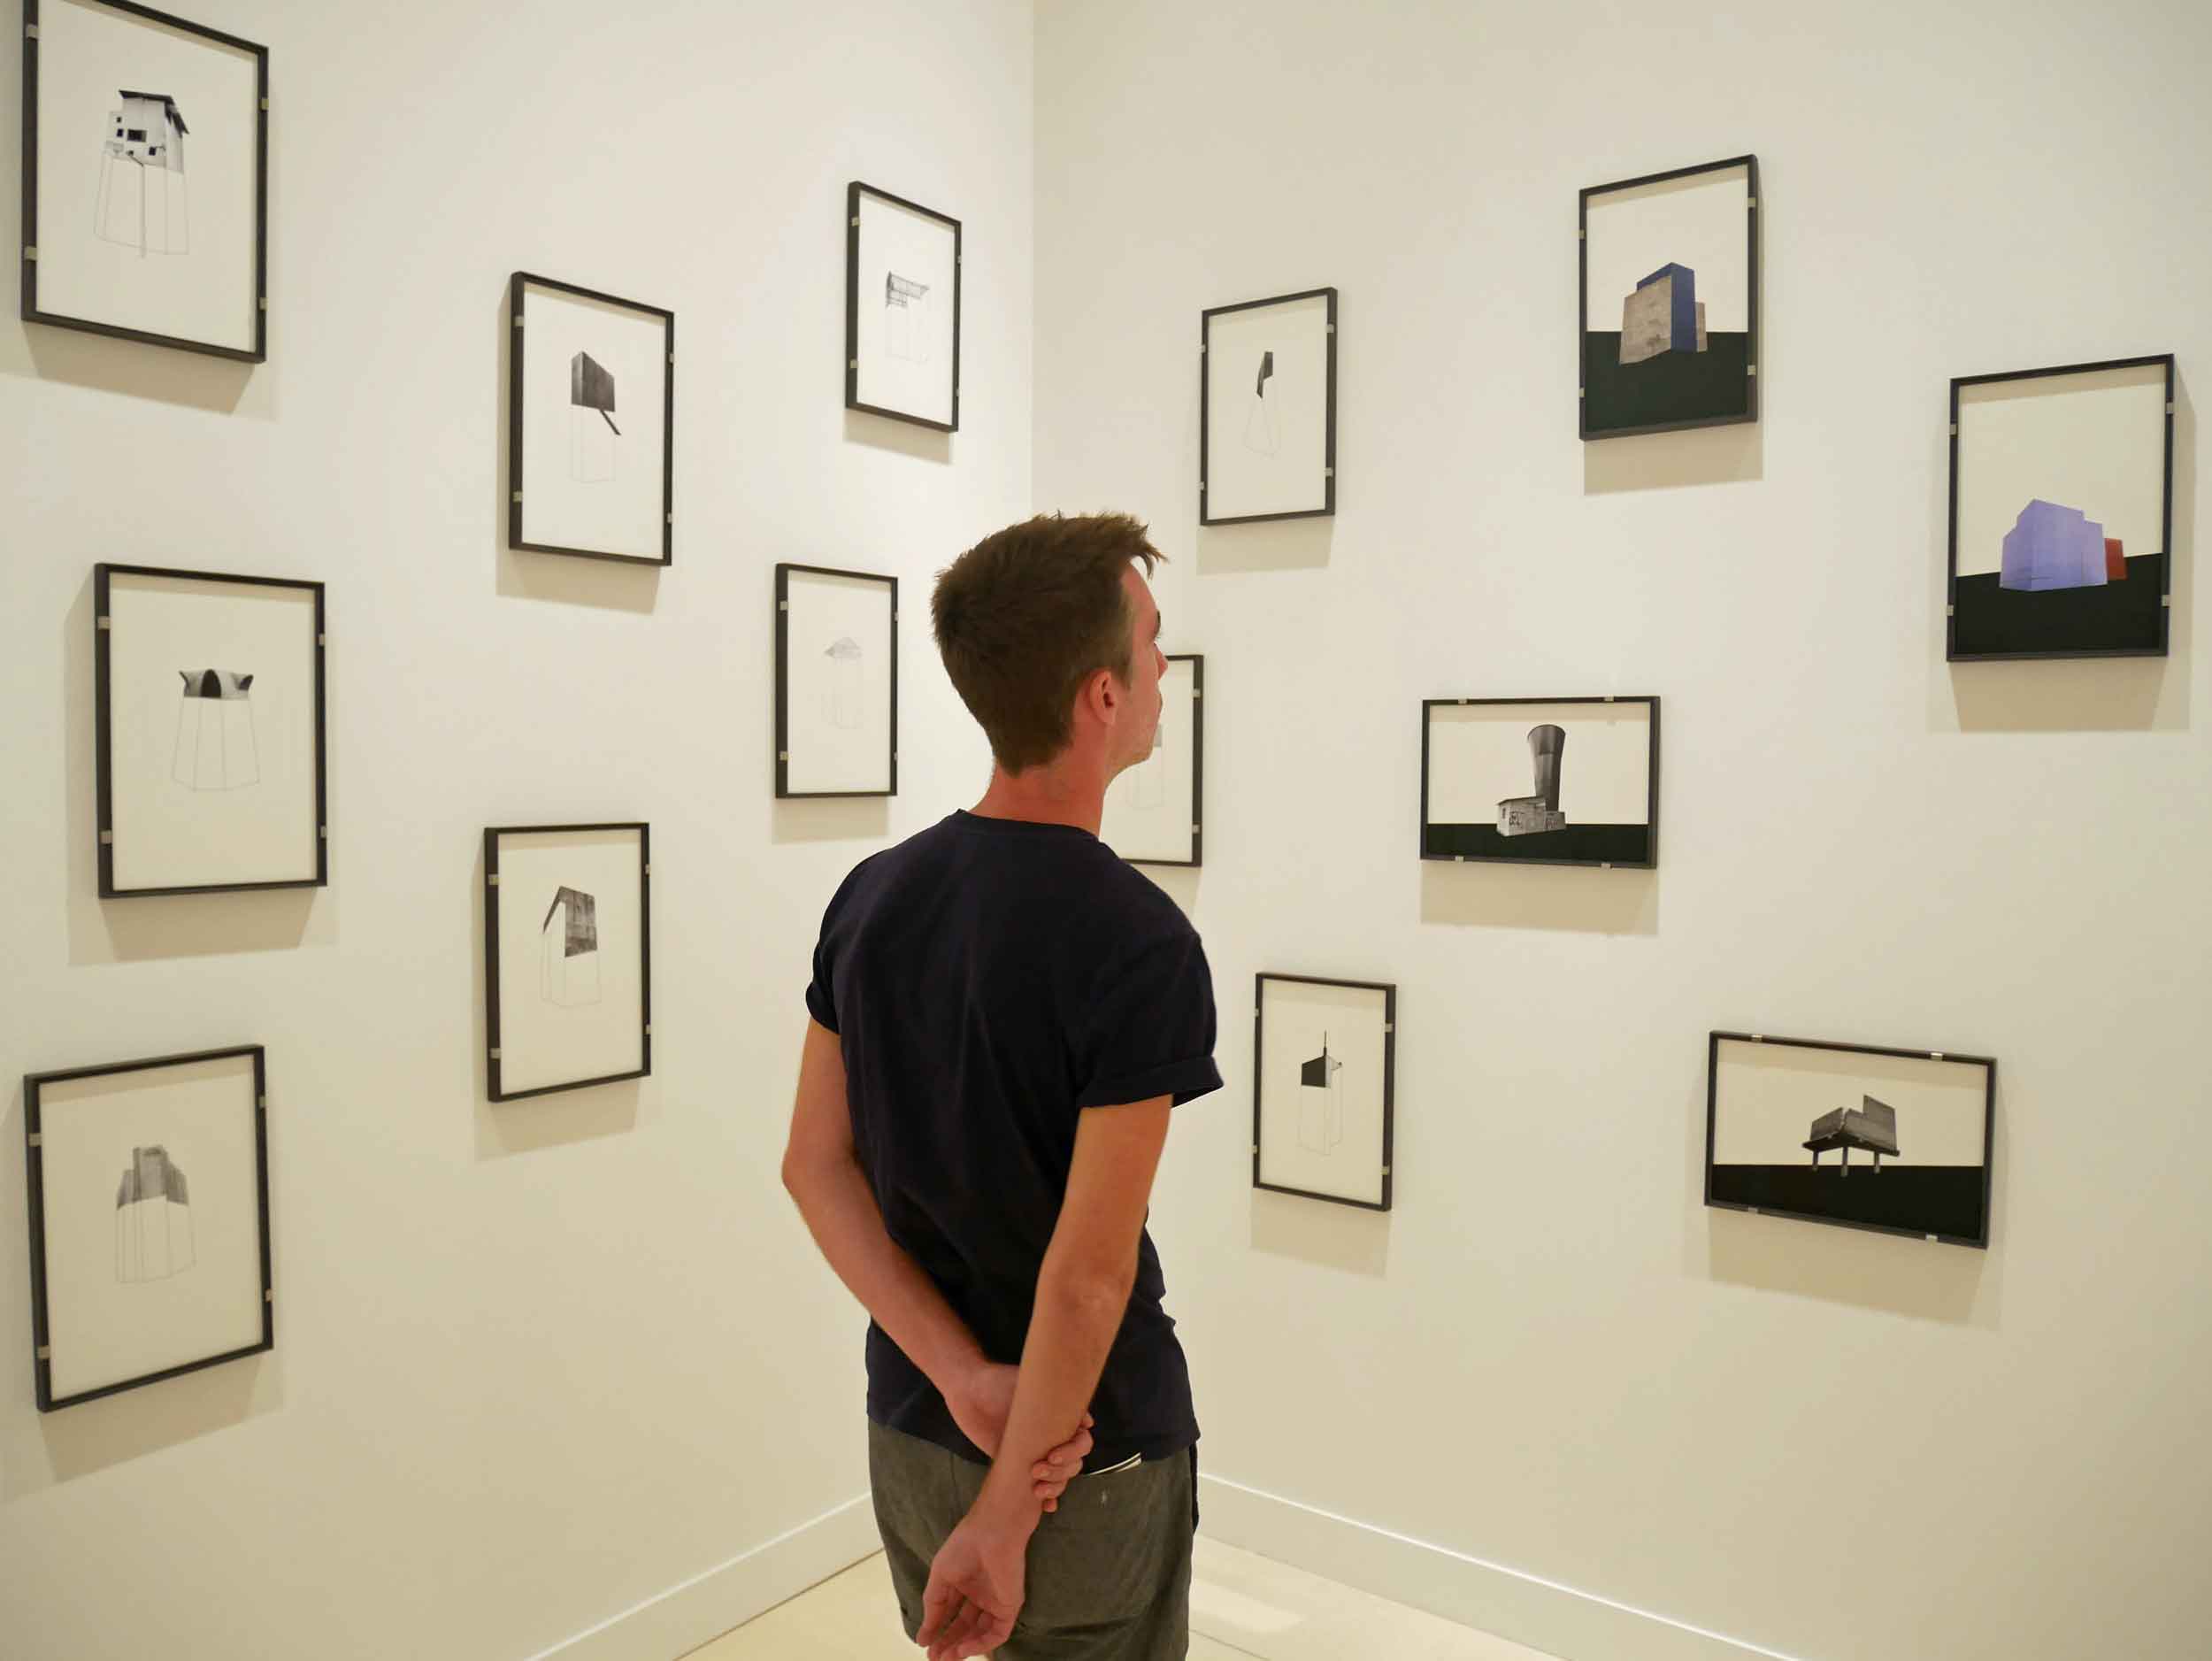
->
xmin=1421 ymin=696 xmax=1659 ymax=868
xmin=22 ymin=0 xmax=270 ymax=360
xmin=25 ymin=1043 xmax=274 ymax=1411
xmin=1947 ymin=354 xmax=2175 ymax=661
xmin=775 ymin=563 xmax=896 ymax=798
xmin=1202 ymin=288 xmax=1336 ymax=524
xmin=1253 ymin=973 xmax=1394 ymax=1211
xmin=485 ymin=823 xmax=651 ymax=1102
xmin=1100 ymin=653 xmax=1202 ymax=866
xmin=509 ymin=271 xmax=675 ymax=565
xmin=1580 ymin=156 xmax=1757 ymax=439
xmin=846 ymin=181 xmax=959 ymax=431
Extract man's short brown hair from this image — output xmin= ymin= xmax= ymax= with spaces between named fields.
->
xmin=932 ymin=512 xmax=1164 ymax=774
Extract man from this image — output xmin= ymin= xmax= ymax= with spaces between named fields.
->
xmin=781 ymin=511 xmax=1220 ymax=1661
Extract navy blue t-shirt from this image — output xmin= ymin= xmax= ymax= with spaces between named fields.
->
xmin=804 ymin=810 xmax=1221 ymax=1473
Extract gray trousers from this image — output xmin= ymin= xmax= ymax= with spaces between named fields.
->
xmin=868 ymin=1419 xmax=1194 ymax=1659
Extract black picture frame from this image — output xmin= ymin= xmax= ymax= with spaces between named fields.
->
xmin=1704 ymin=1031 xmax=1996 ymax=1250
xmin=1200 ymin=286 xmax=1338 ymax=526
xmin=1945 ymin=352 xmax=2177 ymax=662
xmin=21 ymin=0 xmax=271 ymax=362
xmin=1419 ymin=696 xmax=1661 ymax=869
xmin=94 ymin=561 xmax=328 ymax=898
xmin=484 ymin=822 xmax=653 ymax=1103
xmin=1253 ymin=973 xmax=1395 ymax=1212
xmin=26 ymin=1043 xmax=275 ymax=1411
xmin=1578 ymin=154 xmax=1758 ymax=441
xmin=845 ymin=181 xmax=961 ymax=433
xmin=774 ymin=562 xmax=899 ymax=800
xmin=507 ymin=270 xmax=676 ymax=567
xmin=1121 ymin=653 xmax=1203 ymax=867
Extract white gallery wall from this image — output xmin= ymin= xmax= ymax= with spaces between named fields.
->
xmin=1034 ymin=4 xmax=2212 ymax=1661
xmin=0 ymin=0 xmax=1027 ymax=1657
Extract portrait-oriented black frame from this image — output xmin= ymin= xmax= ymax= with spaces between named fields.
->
xmin=845 ymin=181 xmax=961 ymax=433
xmin=1121 ymin=652 xmax=1203 ymax=868
xmin=21 ymin=0 xmax=269 ymax=361
xmin=1200 ymin=287 xmax=1337 ymax=525
xmin=1945 ymin=352 xmax=2176 ymax=662
xmin=1704 ymin=1031 xmax=1996 ymax=1250
xmin=484 ymin=822 xmax=653 ymax=1103
xmin=1419 ymin=696 xmax=1661 ymax=869
xmin=26 ymin=1043 xmax=275 ymax=1411
xmin=94 ymin=561 xmax=328 ymax=898
xmin=508 ymin=271 xmax=676 ymax=567
xmin=774 ymin=562 xmax=898 ymax=800
xmin=1253 ymin=973 xmax=1395 ymax=1213
xmin=1578 ymin=154 xmax=1758 ymax=441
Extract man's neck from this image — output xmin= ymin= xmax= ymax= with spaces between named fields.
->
xmin=970 ymin=760 xmax=1110 ymax=836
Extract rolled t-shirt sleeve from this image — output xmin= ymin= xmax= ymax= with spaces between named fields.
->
xmin=805 ymin=857 xmax=876 ymax=1034
xmin=1074 ymin=924 xmax=1223 ymax=1109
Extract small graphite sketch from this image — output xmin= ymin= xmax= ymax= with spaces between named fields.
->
xmin=541 ymin=885 xmax=603 ymax=1007
xmin=96 ymin=90 xmax=190 ymax=257
xmin=1619 ymin=264 xmax=1708 ymax=366
xmin=1496 ymin=724 xmax=1567 ymax=836
xmin=172 ymin=670 xmax=260 ymax=792
xmin=114 ymin=1145 xmax=195 ymax=1284
xmin=2001 ymin=499 xmax=2125 ymax=592
xmin=885 ymin=272 xmax=932 ymax=363
xmin=1242 ymin=349 xmax=1281 ymax=456
xmin=569 ymin=350 xmax=620 ymax=483
xmin=1296 ymin=1032 xmax=1345 ymax=1155
xmin=1804 ymin=1096 xmax=1901 ymax=1175
xmin=823 ymin=636 xmax=865 ymax=731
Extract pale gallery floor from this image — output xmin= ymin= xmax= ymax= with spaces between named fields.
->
xmin=682 ymin=1536 xmax=1561 ymax=1661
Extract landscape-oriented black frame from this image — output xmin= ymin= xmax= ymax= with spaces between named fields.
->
xmin=774 ymin=562 xmax=898 ymax=800
xmin=507 ymin=271 xmax=676 ymax=566
xmin=1704 ymin=1031 xmax=1996 ymax=1250
xmin=845 ymin=181 xmax=961 ymax=433
xmin=1419 ymin=696 xmax=1661 ymax=869
xmin=1252 ymin=973 xmax=1395 ymax=1213
xmin=95 ymin=561 xmax=328 ymax=898
xmin=484 ymin=822 xmax=653 ymax=1103
xmin=1946 ymin=353 xmax=2176 ymax=662
xmin=1200 ymin=287 xmax=1337 ymax=525
xmin=1124 ymin=652 xmax=1203 ymax=868
xmin=21 ymin=0 xmax=270 ymax=361
xmin=25 ymin=1043 xmax=275 ymax=1411
xmin=1578 ymin=155 xmax=1758 ymax=440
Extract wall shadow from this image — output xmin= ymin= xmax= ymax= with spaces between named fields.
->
xmin=843 ymin=408 xmax=954 ymax=465
xmin=1249 ymin=1189 xmax=1391 ymax=1279
xmin=771 ymin=796 xmax=892 ymax=843
xmin=1581 ymin=419 xmax=1762 ymax=493
xmin=1417 ymin=860 xmax=1658 ymax=936
xmin=1194 ymin=516 xmax=1334 ymax=574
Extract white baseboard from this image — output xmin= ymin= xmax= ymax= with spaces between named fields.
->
xmin=525 ymin=1494 xmax=881 ymax=1661
xmin=1197 ymin=1473 xmax=1808 ymax=1661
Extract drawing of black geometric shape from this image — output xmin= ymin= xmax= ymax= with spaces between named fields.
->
xmin=1496 ymin=724 xmax=1567 ymax=836
xmin=540 ymin=885 xmax=603 ymax=1007
xmin=114 ymin=1144 xmax=195 ymax=1284
xmin=823 ymin=636 xmax=865 ymax=731
xmin=569 ymin=350 xmax=620 ymax=483
xmin=96 ymin=90 xmax=190 ymax=257
xmin=885 ymin=272 xmax=932 ymax=364
xmin=1242 ymin=349 xmax=1280 ymax=456
xmin=1804 ymin=1096 xmax=1901 ymax=1176
xmin=172 ymin=669 xmax=260 ymax=791
xmin=1296 ymin=1032 xmax=1345 ymax=1155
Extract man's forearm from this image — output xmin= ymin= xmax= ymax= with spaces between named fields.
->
xmin=970 ymin=1279 xmax=1128 ymax=1529
xmin=785 ymin=1155 xmax=986 ymax=1396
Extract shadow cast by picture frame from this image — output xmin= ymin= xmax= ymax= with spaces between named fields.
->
xmin=1582 ymin=419 xmax=1763 ymax=494
xmin=1417 ymin=859 xmax=1658 ymax=936
xmin=842 ymin=407 xmax=953 ymax=465
xmin=1194 ymin=514 xmax=1334 ymax=575
xmin=770 ymin=796 xmax=890 ymax=843
xmin=1248 ymin=1185 xmax=1391 ymax=1280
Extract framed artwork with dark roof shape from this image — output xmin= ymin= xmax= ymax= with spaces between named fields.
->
xmin=1202 ymin=288 xmax=1336 ymax=524
xmin=1579 ymin=156 xmax=1757 ymax=440
xmin=1947 ymin=354 xmax=2175 ymax=661
xmin=509 ymin=272 xmax=675 ymax=565
xmin=25 ymin=1044 xmax=273 ymax=1411
xmin=1101 ymin=653 xmax=1202 ymax=866
xmin=485 ymin=824 xmax=651 ymax=1102
xmin=21 ymin=0 xmax=268 ymax=360
xmin=1421 ymin=697 xmax=1658 ymax=868
xmin=1706 ymin=1032 xmax=1995 ymax=1249
xmin=95 ymin=563 xmax=326 ymax=898
xmin=1254 ymin=974 xmax=1394 ymax=1211
xmin=846 ymin=182 xmax=959 ymax=431
xmin=776 ymin=563 xmax=896 ymax=798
